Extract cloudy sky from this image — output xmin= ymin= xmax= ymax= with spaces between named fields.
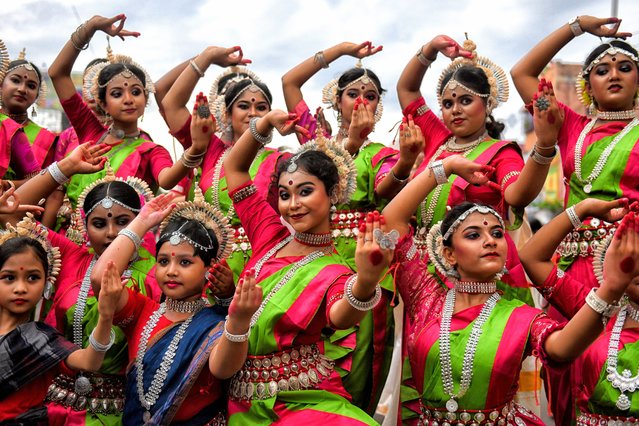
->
xmin=3 ymin=0 xmax=639 ymax=155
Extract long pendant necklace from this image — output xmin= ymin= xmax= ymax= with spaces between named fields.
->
xmin=136 ymin=302 xmax=204 ymax=422
xmin=439 ymin=288 xmax=500 ymax=413
xmin=210 ymin=147 xmax=236 ymax=221
xmin=606 ymin=306 xmax=639 ymax=411
xmin=574 ymin=118 xmax=639 ymax=194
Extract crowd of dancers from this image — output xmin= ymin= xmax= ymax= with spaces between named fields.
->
xmin=1 ymin=12 xmax=639 ymax=426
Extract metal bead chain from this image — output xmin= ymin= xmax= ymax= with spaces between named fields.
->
xmin=73 ymin=258 xmax=97 ymax=346
xmin=574 ymin=118 xmax=639 ymax=193
xmin=439 ymin=289 xmax=500 ymax=409
xmin=136 ymin=302 xmax=203 ymax=411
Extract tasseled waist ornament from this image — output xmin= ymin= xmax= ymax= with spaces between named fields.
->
xmin=577 ymin=412 xmax=639 ymax=425
xmin=417 ymin=399 xmax=538 ymax=425
xmin=556 ymin=217 xmax=617 ymax=258
xmin=229 ymin=343 xmax=335 ymax=401
xmin=330 ymin=209 xmax=367 ymax=239
xmin=45 ymin=373 xmax=125 ymax=414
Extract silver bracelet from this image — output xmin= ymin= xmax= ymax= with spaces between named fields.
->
xmin=585 ymin=288 xmax=621 ymax=324
xmin=180 ymin=149 xmax=205 ymax=168
xmin=224 ymin=316 xmax=251 ymax=342
xmin=568 ymin=16 xmax=584 ymax=37
xmin=429 ymin=159 xmax=448 ymax=185
xmin=47 ymin=162 xmax=70 ymax=185
xmin=344 ymin=274 xmax=382 ymax=311
xmin=390 ymin=168 xmax=409 ymax=185
xmin=189 ymin=59 xmax=205 ymax=78
xmin=249 ymin=117 xmax=273 ymax=147
xmin=214 ymin=295 xmax=234 ymax=307
xmin=529 ymin=147 xmax=556 ymax=165
xmin=314 ymin=51 xmax=329 ymax=69
xmin=565 ymin=206 xmax=582 ymax=229
xmin=415 ymin=46 xmax=435 ymax=67
xmin=118 ymin=228 xmax=142 ymax=251
xmin=88 ymin=328 xmax=116 ymax=352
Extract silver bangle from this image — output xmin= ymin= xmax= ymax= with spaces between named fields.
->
xmin=214 ymin=295 xmax=234 ymax=307
xmin=415 ymin=46 xmax=435 ymax=67
xmin=118 ymin=228 xmax=142 ymax=251
xmin=565 ymin=206 xmax=582 ymax=229
xmin=585 ymin=288 xmax=621 ymax=322
xmin=529 ymin=147 xmax=556 ymax=165
xmin=314 ymin=51 xmax=329 ymax=69
xmin=189 ymin=59 xmax=205 ymax=78
xmin=344 ymin=274 xmax=381 ymax=311
xmin=88 ymin=328 xmax=116 ymax=352
xmin=180 ymin=149 xmax=205 ymax=168
xmin=429 ymin=159 xmax=448 ymax=185
xmin=224 ymin=316 xmax=251 ymax=342
xmin=47 ymin=162 xmax=70 ymax=185
xmin=390 ymin=168 xmax=409 ymax=185
xmin=568 ymin=16 xmax=584 ymax=37
xmin=249 ymin=117 xmax=273 ymax=147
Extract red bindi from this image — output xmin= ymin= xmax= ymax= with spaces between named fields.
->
xmin=288 ymin=180 xmax=293 ymax=185
xmin=19 ymin=267 xmax=23 ymax=271
xmin=171 ymin=252 xmax=175 ymax=257
xmin=250 ymin=98 xmax=256 ymax=102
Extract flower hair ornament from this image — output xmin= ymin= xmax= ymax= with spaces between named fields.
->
xmin=0 ymin=39 xmax=10 ymax=86
xmin=576 ymin=43 xmax=639 ymax=109
xmin=321 ymin=59 xmax=383 ymax=124
xmin=69 ymin=161 xmax=154 ymax=245
xmin=0 ymin=213 xmax=61 ymax=299
xmin=436 ymin=36 xmax=509 ymax=114
xmin=159 ymin=186 xmax=234 ymax=263
xmin=286 ymin=127 xmax=357 ymax=205
xmin=89 ymin=37 xmax=155 ymax=108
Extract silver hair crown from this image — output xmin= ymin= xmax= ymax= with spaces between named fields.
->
xmin=441 ymin=205 xmax=504 ymax=242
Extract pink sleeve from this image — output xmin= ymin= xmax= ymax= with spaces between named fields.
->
xmin=374 ymin=150 xmax=400 ymax=189
xmin=10 ymin=131 xmax=39 ymax=175
xmin=231 ymin=181 xmax=290 ymax=256
xmin=47 ymin=228 xmax=83 ymax=260
xmin=113 ymin=287 xmax=146 ymax=328
xmin=402 ymin=97 xmax=451 ymax=161
xmin=170 ymin=115 xmax=193 ymax=149
xmin=146 ymin=145 xmax=174 ymax=182
xmin=59 ymin=93 xmax=106 ymax=143
xmin=491 ymin=145 xmax=524 ymax=193
xmin=557 ymin=102 xmax=587 ymax=157
xmin=528 ymin=312 xmax=566 ymax=368
xmin=535 ymin=265 xmax=588 ymax=319
xmin=326 ymin=274 xmax=349 ymax=326
xmin=291 ymin=99 xmax=331 ymax=144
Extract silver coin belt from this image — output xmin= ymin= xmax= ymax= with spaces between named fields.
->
xmin=228 ymin=343 xmax=335 ymax=401
xmin=556 ymin=218 xmax=617 ymax=258
xmin=418 ymin=400 xmax=516 ymax=425
xmin=330 ymin=209 xmax=366 ymax=239
xmin=45 ymin=373 xmax=125 ymax=414
xmin=231 ymin=226 xmax=251 ymax=253
xmin=577 ymin=412 xmax=639 ymax=425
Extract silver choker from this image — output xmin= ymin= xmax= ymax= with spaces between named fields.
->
xmin=165 ymin=297 xmax=206 ymax=313
xmin=454 ymin=279 xmax=497 ymax=294
xmin=445 ymin=132 xmax=488 ymax=153
xmin=294 ymin=232 xmax=333 ymax=247
xmin=109 ymin=125 xmax=141 ymax=140
xmin=597 ymin=109 xmax=636 ymax=121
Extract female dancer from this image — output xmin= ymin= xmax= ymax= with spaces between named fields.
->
xmin=0 ymin=40 xmax=40 ymax=182
xmin=13 ymin=144 xmax=160 ymax=425
xmin=397 ymin=35 xmax=554 ymax=298
xmin=89 ymin=189 xmax=261 ymax=424
xmin=382 ymin=154 xmax=638 ymax=424
xmin=48 ymin=14 xmax=190 ymax=207
xmin=510 ymin=17 xmax=637 ymax=423
xmin=0 ymin=214 xmax=121 ymax=424
xmin=160 ymin=46 xmax=284 ymax=287
xmin=282 ymin=41 xmax=421 ymax=411
xmin=221 ymin=108 xmax=392 ymax=424
xmin=520 ymin=197 xmax=639 ymax=423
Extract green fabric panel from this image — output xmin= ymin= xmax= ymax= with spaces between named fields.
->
xmin=22 ymin=120 xmax=41 ymax=145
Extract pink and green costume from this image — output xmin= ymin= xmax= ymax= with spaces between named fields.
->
xmin=43 ymin=230 xmax=159 ymax=426
xmin=226 ymin=181 xmax=377 ymax=425
xmin=394 ymin=232 xmax=564 ymax=425
xmin=0 ymin=113 xmax=40 ymax=180
xmin=293 ymin=99 xmax=398 ymax=412
xmin=21 ymin=119 xmax=58 ymax=168
xmin=171 ymin=116 xmax=285 ymax=283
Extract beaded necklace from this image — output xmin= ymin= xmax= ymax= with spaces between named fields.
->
xmin=597 ymin=109 xmax=636 ymax=121
xmin=294 ymin=232 xmax=333 ymax=247
xmin=605 ymin=306 xmax=639 ymax=411
xmin=439 ymin=288 xmax=500 ymax=413
xmin=136 ymin=301 xmax=204 ymax=422
xmin=574 ymin=118 xmax=639 ymax=193
xmin=453 ymin=279 xmax=497 ymax=294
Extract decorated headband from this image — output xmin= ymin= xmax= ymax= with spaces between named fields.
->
xmin=321 ymin=60 xmax=383 ymax=123
xmin=89 ymin=37 xmax=155 ymax=107
xmin=436 ymin=37 xmax=509 ymax=113
xmin=285 ymin=127 xmax=357 ymax=205
xmin=576 ymin=43 xmax=639 ymax=107
xmin=0 ymin=213 xmax=61 ymax=299
xmin=69 ymin=162 xmax=154 ymax=245
xmin=426 ymin=205 xmax=504 ymax=278
xmin=5 ymin=48 xmax=48 ymax=105
xmin=159 ymin=186 xmax=233 ymax=263
xmin=82 ymin=61 xmax=107 ymax=102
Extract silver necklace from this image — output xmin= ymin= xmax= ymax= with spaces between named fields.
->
xmin=165 ymin=297 xmax=205 ymax=313
xmin=574 ymin=118 xmax=639 ymax=193
xmin=136 ymin=302 xmax=203 ymax=422
xmin=439 ymin=288 xmax=500 ymax=413
xmin=627 ymin=303 xmax=639 ymax=322
xmin=210 ymin=147 xmax=236 ymax=221
xmin=606 ymin=306 xmax=639 ymax=411
xmin=597 ymin=109 xmax=636 ymax=121
xmin=294 ymin=232 xmax=333 ymax=247
xmin=444 ymin=132 xmax=487 ymax=153
xmin=249 ymin=235 xmax=328 ymax=327
xmin=454 ymin=279 xmax=497 ymax=294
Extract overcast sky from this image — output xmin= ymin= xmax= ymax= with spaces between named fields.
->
xmin=3 ymin=0 xmax=639 ymax=155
